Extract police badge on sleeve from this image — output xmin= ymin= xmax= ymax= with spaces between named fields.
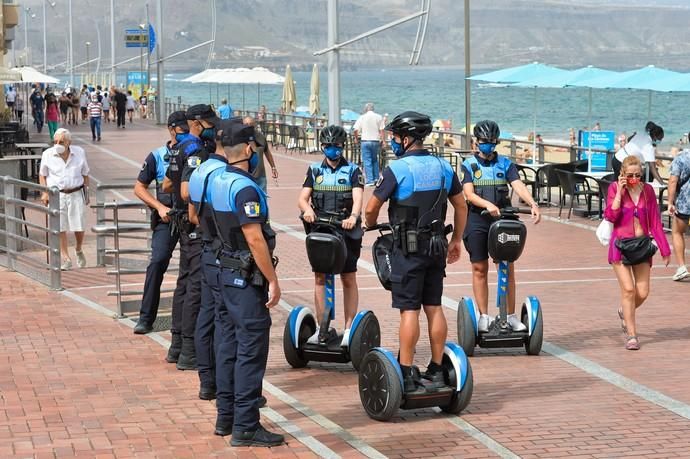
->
xmin=244 ymin=201 xmax=261 ymax=218
xmin=187 ymin=155 xmax=201 ymax=168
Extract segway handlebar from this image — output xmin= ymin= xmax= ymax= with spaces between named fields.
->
xmin=364 ymin=223 xmax=393 ymax=232
xmin=480 ymin=206 xmax=531 ymax=219
xmin=300 ymin=212 xmax=361 ymax=228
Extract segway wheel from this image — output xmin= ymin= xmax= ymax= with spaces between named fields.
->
xmin=282 ymin=313 xmax=316 ymax=368
xmin=456 ymin=298 xmax=477 ymax=357
xmin=522 ymin=300 xmax=543 ymax=356
xmin=440 ymin=353 xmax=473 ymax=414
xmin=358 ymin=351 xmax=402 ymax=421
xmin=349 ymin=312 xmax=381 ymax=371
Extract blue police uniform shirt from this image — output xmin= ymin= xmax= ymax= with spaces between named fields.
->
xmin=188 ymin=153 xmax=229 ymax=207
xmin=137 ymin=142 xmax=173 ymax=207
xmin=460 ymin=153 xmax=519 ymax=188
xmin=210 ymin=166 xmax=269 ymax=227
xmin=303 ymin=157 xmax=364 ymax=190
xmin=164 ymin=133 xmax=205 ymax=182
xmin=373 ymin=150 xmax=461 ymax=203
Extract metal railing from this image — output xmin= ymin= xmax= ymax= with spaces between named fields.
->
xmin=92 ymin=182 xmax=177 ymax=318
xmin=0 ymin=176 xmax=62 ymax=290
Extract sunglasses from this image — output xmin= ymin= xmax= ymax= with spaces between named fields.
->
xmin=625 ymin=173 xmax=642 ymax=178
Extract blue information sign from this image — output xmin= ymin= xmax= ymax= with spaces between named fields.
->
xmin=579 ymin=130 xmax=615 ymax=171
xmin=125 ymin=28 xmax=148 ymax=48
xmin=127 ymin=71 xmax=148 ymax=86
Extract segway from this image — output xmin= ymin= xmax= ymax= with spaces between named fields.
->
xmin=283 ymin=214 xmax=380 ymax=371
xmin=357 ymin=224 xmax=473 ymax=422
xmin=456 ymin=207 xmax=544 ymax=356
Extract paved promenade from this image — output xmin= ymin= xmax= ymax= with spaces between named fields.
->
xmin=1 ymin=118 xmax=689 ymax=458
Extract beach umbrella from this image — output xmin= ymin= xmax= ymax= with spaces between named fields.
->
xmin=340 ymin=109 xmax=360 ymax=122
xmin=11 ymin=67 xmax=60 ymax=84
xmin=571 ymin=65 xmax=684 ymax=119
xmin=468 ymin=62 xmax=565 ymax=84
xmin=471 ymin=63 xmax=568 ymax=155
xmin=514 ymin=66 xmax=620 ymax=130
xmin=0 ymin=67 xmax=22 ymax=82
xmin=308 ymin=64 xmax=320 ymax=116
xmin=281 ymin=65 xmax=296 ymax=114
xmin=185 ymin=67 xmax=284 ymax=111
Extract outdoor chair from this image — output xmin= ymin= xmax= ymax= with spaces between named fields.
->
xmin=513 ymin=164 xmax=539 ymax=202
xmin=287 ymin=126 xmax=308 ymax=154
xmin=554 ymin=168 xmax=598 ymax=219
xmin=536 ymin=163 xmax=565 ymax=205
xmin=595 ymin=174 xmax=615 ymax=219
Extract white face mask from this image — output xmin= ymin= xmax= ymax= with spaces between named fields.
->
xmin=54 ymin=144 xmax=66 ymax=155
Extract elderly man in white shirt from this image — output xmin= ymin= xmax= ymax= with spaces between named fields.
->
xmin=353 ymin=102 xmax=384 ymax=186
xmin=39 ymin=128 xmax=90 ymax=270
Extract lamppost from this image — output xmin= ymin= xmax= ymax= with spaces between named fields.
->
xmin=138 ymin=23 xmax=146 ymax=98
xmin=23 ymin=7 xmax=36 ymax=66
xmin=43 ymin=1 xmax=57 ymax=73
xmin=85 ymin=41 xmax=91 ymax=82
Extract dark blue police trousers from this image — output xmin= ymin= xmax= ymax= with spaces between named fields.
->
xmin=216 ymin=267 xmax=271 ymax=432
xmin=171 ymin=231 xmax=202 ymax=337
xmin=138 ymin=222 xmax=179 ymax=326
xmin=195 ymin=246 xmax=221 ymax=389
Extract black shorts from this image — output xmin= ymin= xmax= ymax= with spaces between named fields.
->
xmin=463 ymin=214 xmax=492 ymax=263
xmin=389 ymin=248 xmax=445 ymax=310
xmin=675 ymin=211 xmax=690 ymax=224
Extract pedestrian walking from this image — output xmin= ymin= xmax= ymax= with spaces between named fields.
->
xmin=38 ymin=128 xmax=90 ymax=271
xmin=353 ymin=103 xmax=384 ymax=185
xmin=87 ymin=94 xmax=103 ymax=141
xmin=667 ymin=146 xmax=690 ymax=281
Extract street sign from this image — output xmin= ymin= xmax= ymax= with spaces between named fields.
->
xmin=579 ymin=130 xmax=615 ymax=171
xmin=148 ymin=23 xmax=156 ymax=54
xmin=127 ymin=71 xmax=148 ymax=86
xmin=125 ymin=28 xmax=149 ymax=48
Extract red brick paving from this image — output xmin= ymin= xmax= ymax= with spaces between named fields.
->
xmin=2 ymin=119 xmax=689 ymax=458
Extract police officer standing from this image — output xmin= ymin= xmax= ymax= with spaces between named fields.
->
xmin=133 ymin=111 xmax=189 ymax=336
xmin=297 ymin=125 xmax=364 ymax=346
xmin=461 ymin=120 xmax=540 ymax=333
xmin=187 ymin=119 xmax=235 ymax=400
xmin=209 ymin=122 xmax=284 ymax=447
xmin=364 ymin=111 xmax=467 ymax=393
xmin=162 ymin=104 xmax=218 ymax=369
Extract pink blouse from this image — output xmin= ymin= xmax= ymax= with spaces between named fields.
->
xmin=604 ymin=182 xmax=670 ymax=264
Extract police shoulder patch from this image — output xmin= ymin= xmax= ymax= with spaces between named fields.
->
xmin=187 ymin=155 xmax=201 ymax=168
xmin=243 ymin=201 xmax=261 ymax=218
xmin=358 ymin=173 xmax=365 ymax=186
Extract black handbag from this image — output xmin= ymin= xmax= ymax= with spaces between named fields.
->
xmin=615 ymin=236 xmax=657 ymax=265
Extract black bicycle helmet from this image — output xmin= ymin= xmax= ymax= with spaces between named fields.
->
xmin=319 ymin=125 xmax=347 ymax=145
xmin=474 ymin=120 xmax=500 ymax=142
xmin=384 ymin=111 xmax=433 ymax=139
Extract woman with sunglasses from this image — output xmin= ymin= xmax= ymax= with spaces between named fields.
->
xmin=605 ymin=155 xmax=670 ymax=350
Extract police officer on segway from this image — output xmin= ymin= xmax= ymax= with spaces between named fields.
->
xmin=133 ymin=111 xmax=188 ymax=335
xmin=461 ymin=120 xmax=541 ymax=334
xmin=209 ymin=123 xmax=284 ymax=447
xmin=364 ymin=111 xmax=467 ymax=393
xmin=297 ymin=125 xmax=364 ymax=346
xmin=161 ymin=104 xmax=218 ymax=369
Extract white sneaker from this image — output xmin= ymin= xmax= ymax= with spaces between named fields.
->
xmin=507 ymin=314 xmax=527 ymax=332
xmin=340 ymin=328 xmax=351 ymax=347
xmin=477 ymin=314 xmax=491 ymax=333
xmin=76 ymin=251 xmax=86 ymax=268
xmin=307 ymin=327 xmax=321 ymax=344
xmin=672 ymin=265 xmax=689 ymax=281
xmin=60 ymin=259 xmax=72 ymax=271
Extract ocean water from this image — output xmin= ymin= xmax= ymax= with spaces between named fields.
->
xmin=160 ymin=67 xmax=690 ymax=148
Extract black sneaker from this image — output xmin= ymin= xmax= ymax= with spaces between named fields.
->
xmin=133 ymin=321 xmax=152 ymax=335
xmin=403 ymin=366 xmax=424 ymax=393
xmin=198 ymin=386 xmax=216 ymax=401
xmin=422 ymin=368 xmax=445 ymax=390
xmin=214 ymin=417 xmax=233 ymax=437
xmin=231 ymin=425 xmax=285 ymax=447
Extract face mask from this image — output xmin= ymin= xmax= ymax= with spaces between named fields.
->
xmin=175 ymin=132 xmax=187 ymax=143
xmin=54 ymin=144 xmax=65 ymax=155
xmin=478 ymin=143 xmax=497 ymax=155
xmin=200 ymin=126 xmax=216 ymax=141
xmin=390 ymin=138 xmax=404 ymax=157
xmin=627 ymin=177 xmax=641 ymax=187
xmin=323 ymin=145 xmax=343 ymax=161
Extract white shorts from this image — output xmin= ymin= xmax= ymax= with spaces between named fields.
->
xmin=59 ymin=190 xmax=86 ymax=232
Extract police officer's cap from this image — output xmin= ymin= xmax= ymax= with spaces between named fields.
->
xmin=220 ymin=122 xmax=255 ymax=147
xmin=167 ymin=110 xmax=188 ymax=128
xmin=185 ymin=104 xmax=220 ymax=126
xmin=384 ymin=111 xmax=433 ymax=139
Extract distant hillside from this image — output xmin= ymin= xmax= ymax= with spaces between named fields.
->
xmin=17 ymin=0 xmax=690 ymax=72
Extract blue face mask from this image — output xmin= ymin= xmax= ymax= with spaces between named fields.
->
xmin=200 ymin=126 xmax=216 ymax=141
xmin=175 ymin=132 xmax=187 ymax=143
xmin=390 ymin=138 xmax=404 ymax=157
xmin=478 ymin=143 xmax=497 ymax=155
xmin=323 ymin=145 xmax=343 ymax=161
xmin=248 ymin=150 xmax=259 ymax=174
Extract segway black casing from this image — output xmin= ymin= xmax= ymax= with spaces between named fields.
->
xmin=487 ymin=219 xmax=527 ymax=263
xmin=306 ymin=230 xmax=347 ymax=274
